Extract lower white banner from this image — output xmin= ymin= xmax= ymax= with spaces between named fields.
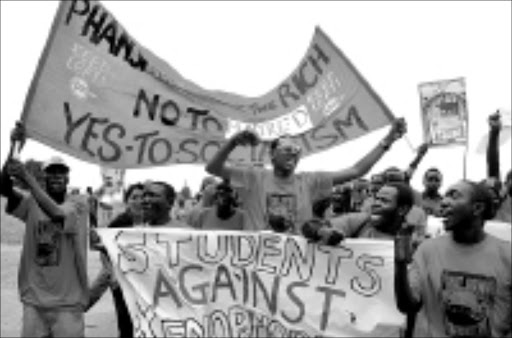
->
xmin=98 ymin=229 xmax=404 ymax=337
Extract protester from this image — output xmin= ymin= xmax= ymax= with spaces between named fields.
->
xmin=394 ymin=180 xmax=511 ymax=337
xmin=332 ymin=182 xmax=414 ymax=238
xmin=86 ymin=182 xmax=144 ymax=338
xmin=0 ymin=124 xmax=89 ymax=337
xmin=186 ymin=176 xmax=219 ymax=225
xmin=361 ymin=167 xmax=428 ymax=237
xmin=485 ymin=111 xmax=511 ymax=223
xmin=191 ymin=179 xmax=248 ymax=230
xmin=142 ymin=181 xmax=187 ymax=227
xmin=206 ymin=119 xmax=407 ymax=233
xmin=420 ymin=167 xmax=444 ymax=217
xmin=302 ymin=182 xmax=414 ymax=245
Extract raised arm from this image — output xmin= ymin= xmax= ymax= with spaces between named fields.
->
xmin=1 ymin=122 xmax=28 ymax=213
xmin=0 ymin=166 xmax=24 ymax=213
xmin=6 ymin=158 xmax=67 ymax=222
xmin=331 ymin=118 xmax=407 ymax=186
xmin=487 ymin=111 xmax=501 ymax=180
xmin=394 ymin=229 xmax=422 ymax=314
xmin=404 ymin=143 xmax=429 ymax=182
xmin=86 ymin=251 xmax=112 ymax=311
xmin=205 ymin=130 xmax=260 ymax=180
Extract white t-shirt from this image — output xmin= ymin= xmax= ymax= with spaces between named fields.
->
xmin=230 ymin=167 xmax=332 ymax=233
xmin=409 ymin=233 xmax=511 ymax=337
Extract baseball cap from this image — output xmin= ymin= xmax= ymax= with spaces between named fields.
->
xmin=42 ymin=156 xmax=69 ymax=173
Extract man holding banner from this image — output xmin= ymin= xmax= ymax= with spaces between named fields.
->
xmin=206 ymin=118 xmax=406 ymax=234
xmin=0 ymin=124 xmax=89 ymax=337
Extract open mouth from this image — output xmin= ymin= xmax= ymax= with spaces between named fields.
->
xmin=440 ymin=209 xmax=454 ymax=227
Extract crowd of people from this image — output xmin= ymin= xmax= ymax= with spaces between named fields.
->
xmin=0 ymin=112 xmax=510 ymax=337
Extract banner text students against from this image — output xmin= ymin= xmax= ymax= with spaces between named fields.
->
xmin=98 ymin=228 xmax=404 ymax=338
xmin=21 ymin=0 xmax=394 ymax=168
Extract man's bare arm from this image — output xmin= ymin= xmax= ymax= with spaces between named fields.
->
xmin=331 ymin=118 xmax=407 ymax=185
xmin=205 ymin=130 xmax=260 ymax=179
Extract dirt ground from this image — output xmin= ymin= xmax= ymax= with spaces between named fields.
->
xmin=1 ymin=244 xmax=117 ymax=337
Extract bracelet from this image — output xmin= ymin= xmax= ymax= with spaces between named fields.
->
xmin=379 ymin=140 xmax=392 ymax=151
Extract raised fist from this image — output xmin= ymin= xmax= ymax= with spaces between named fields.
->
xmin=488 ymin=111 xmax=502 ymax=132
xmin=10 ymin=121 xmax=27 ymax=148
xmin=386 ymin=118 xmax=407 ymax=143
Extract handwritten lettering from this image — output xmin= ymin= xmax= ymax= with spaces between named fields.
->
xmin=278 ymin=43 xmax=330 ymax=109
xmin=133 ymin=88 xmax=222 ymax=133
xmin=61 ymin=101 xmax=228 ymax=166
xmin=65 ymin=0 xmax=147 ymax=71
xmin=110 ymin=231 xmax=392 ymax=335
xmin=246 ymin=104 xmax=371 ymax=164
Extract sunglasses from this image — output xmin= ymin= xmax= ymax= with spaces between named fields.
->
xmin=45 ymin=169 xmax=69 ymax=175
xmin=277 ymin=144 xmax=302 ymax=155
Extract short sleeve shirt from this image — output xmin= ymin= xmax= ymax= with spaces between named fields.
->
xmin=11 ymin=194 xmax=89 ymax=309
xmin=230 ymin=167 xmax=332 ymax=233
xmin=408 ymin=234 xmax=511 ymax=337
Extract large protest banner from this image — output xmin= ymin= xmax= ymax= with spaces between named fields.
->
xmin=418 ymin=77 xmax=468 ymax=146
xmin=98 ymin=228 xmax=404 ymax=337
xmin=20 ymin=0 xmax=395 ymax=168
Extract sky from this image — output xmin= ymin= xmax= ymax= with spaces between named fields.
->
xmin=1 ymin=1 xmax=511 ymax=195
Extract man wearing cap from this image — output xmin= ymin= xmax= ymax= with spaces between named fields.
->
xmin=206 ymin=118 xmax=407 ymax=234
xmin=0 ymin=124 xmax=89 ymax=337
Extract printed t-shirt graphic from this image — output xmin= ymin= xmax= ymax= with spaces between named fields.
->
xmin=265 ymin=193 xmax=298 ymax=227
xmin=35 ymin=219 xmax=64 ymax=266
xmin=441 ymin=270 xmax=496 ymax=337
